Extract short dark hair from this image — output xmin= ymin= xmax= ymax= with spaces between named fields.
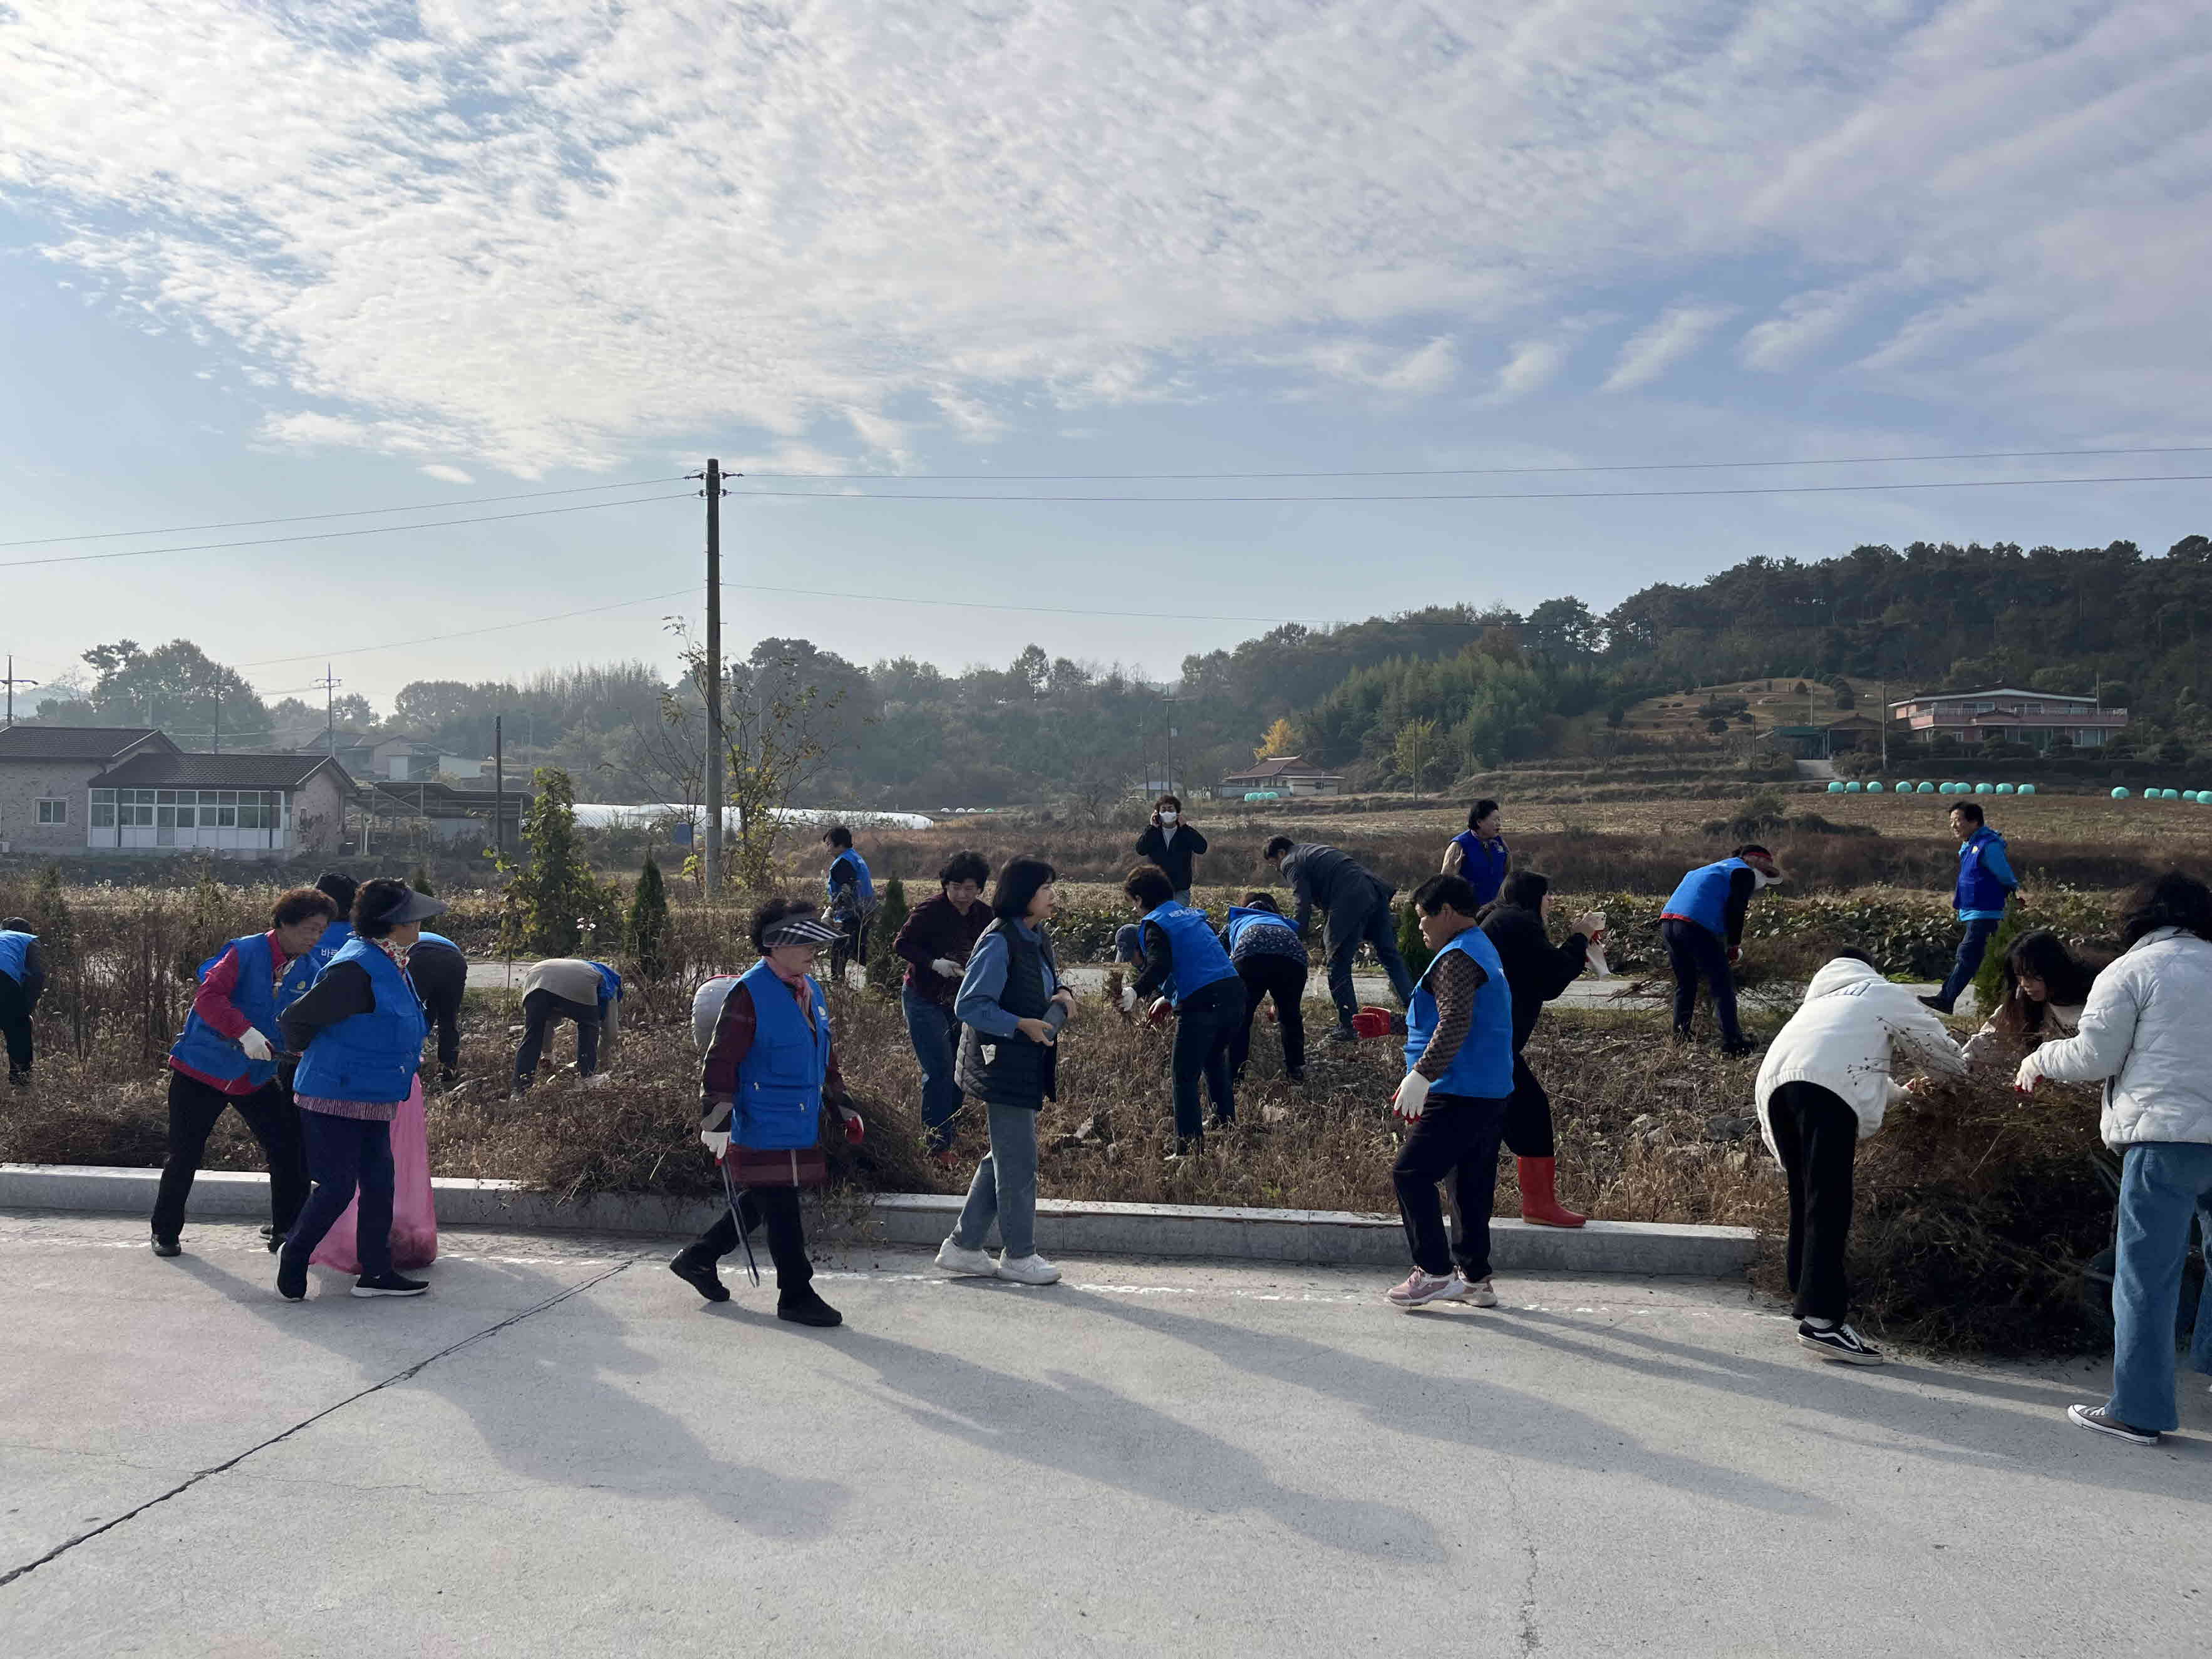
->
xmin=273 ymin=886 xmax=338 ymax=930
xmin=1242 ymin=892 xmax=1281 ymax=913
xmin=1829 ymin=946 xmax=1876 ymax=967
xmin=0 ymin=916 xmax=31 ymax=933
xmin=1155 ymin=793 xmax=1182 ymax=812
xmin=2119 ymin=872 xmax=2212 ymax=948
xmin=822 ymin=824 xmax=854 ymax=849
xmin=993 ymin=855 xmax=1057 ymax=921
xmin=1412 ymin=873 xmax=1481 ymax=917
xmin=1122 ymin=864 xmax=1176 ymax=910
xmin=750 ymin=896 xmax=823 ymax=951
xmin=1496 ymin=871 xmax=1550 ymax=910
xmin=1263 ymin=835 xmax=1294 ymax=861
xmin=1734 ymin=844 xmax=1772 ymax=861
xmin=1467 ymin=798 xmax=1501 ymax=830
xmin=938 ymin=850 xmax=990 ymax=889
xmin=351 ymin=877 xmax=413 ymax=939
xmin=1951 ymin=800 xmax=1985 ymax=825
xmin=315 ymin=871 xmax=359 ymax=916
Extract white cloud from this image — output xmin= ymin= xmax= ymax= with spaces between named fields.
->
xmin=419 ymin=463 xmax=474 ymax=483
xmin=1600 ymin=306 xmax=1737 ymax=394
xmin=1 ymin=2 xmax=2207 ymax=468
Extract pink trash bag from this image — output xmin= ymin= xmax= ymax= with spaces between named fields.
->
xmin=311 ymin=1078 xmax=438 ymax=1273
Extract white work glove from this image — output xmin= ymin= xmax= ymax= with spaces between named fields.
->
xmin=701 ymin=1130 xmax=730 ymax=1159
xmin=1119 ymin=985 xmax=1139 ymax=1014
xmin=1392 ymin=1071 xmax=1431 ymax=1122
xmin=2013 ymin=1053 xmax=2044 ymax=1095
xmin=238 ymin=1026 xmax=274 ymax=1063
xmin=931 ymin=958 xmax=964 ymax=979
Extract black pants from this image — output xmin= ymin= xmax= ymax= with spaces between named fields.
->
xmin=1392 ymin=1093 xmax=1508 ymax=1279
xmin=1765 ymin=1081 xmax=1858 ymax=1323
xmin=1323 ymin=883 xmax=1415 ymax=1025
xmin=152 ymin=1070 xmax=308 ymax=1239
xmin=409 ymin=946 xmax=467 ymax=1082
xmin=0 ymin=973 xmax=33 ymax=1078
xmin=1170 ymin=978 xmax=1246 ymax=1145
xmin=1229 ymin=954 xmax=1307 ymax=1080
xmin=690 ymin=1184 xmax=812 ymax=1295
xmin=829 ymin=910 xmax=869 ymax=983
xmin=1662 ymin=918 xmax=1744 ymax=1047
xmin=514 ymin=990 xmax=600 ymax=1087
xmin=1502 ymin=1055 xmax=1555 ymax=1159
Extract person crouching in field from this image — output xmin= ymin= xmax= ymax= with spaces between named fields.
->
xmin=1954 ymin=929 xmax=2096 ymax=1071
xmin=1659 ymin=844 xmax=1782 ymax=1057
xmin=667 ymin=899 xmax=855 ymax=1327
xmin=0 ymin=914 xmax=46 ymax=1087
xmin=1119 ymin=863 xmax=1246 ymax=1155
xmin=1221 ymin=892 xmax=1308 ymax=1084
xmin=1755 ymin=949 xmax=1966 ymax=1364
xmin=151 ymin=886 xmax=338 ymax=1258
xmin=1384 ymin=874 xmax=1517 ymax=1310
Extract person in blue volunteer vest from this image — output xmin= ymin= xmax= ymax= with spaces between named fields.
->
xmin=1658 ymin=844 xmax=1784 ymax=1057
xmin=1119 ymin=864 xmax=1247 ymax=1152
xmin=296 ymin=871 xmax=358 ymax=983
xmin=276 ymin=878 xmax=445 ymax=1301
xmin=1921 ymin=801 xmax=2019 ymax=1015
xmin=406 ymin=929 xmax=468 ymax=1085
xmin=668 ymin=897 xmax=855 ymax=1326
xmin=1385 ymin=873 xmax=1519 ymax=1309
xmin=0 ymin=914 xmax=46 ymax=1087
xmin=1441 ymin=798 xmax=1509 ymax=908
xmin=1220 ymin=892 xmax=1308 ymax=1084
xmin=150 ymin=886 xmax=339 ymax=1256
xmin=822 ymin=823 xmax=877 ymax=984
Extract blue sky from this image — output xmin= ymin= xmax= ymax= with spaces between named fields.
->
xmin=4 ymin=1 xmax=2209 ymax=711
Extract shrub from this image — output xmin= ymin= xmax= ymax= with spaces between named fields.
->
xmin=626 ymin=854 xmax=671 ymax=981
xmin=1396 ymin=899 xmax=1434 ymax=981
xmin=867 ymin=875 xmax=910 ymax=998
xmin=410 ymin=866 xmax=435 ymax=896
xmin=502 ymin=767 xmax=620 ymax=957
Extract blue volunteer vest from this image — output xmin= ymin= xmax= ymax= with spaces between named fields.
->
xmin=168 ymin=932 xmax=281 ymax=1090
xmin=827 ymin=849 xmax=876 ymax=904
xmin=415 ymin=931 xmax=460 ymax=954
xmin=1662 ymin=858 xmax=1751 ymax=936
xmin=1953 ymin=828 xmax=2013 ymax=914
xmin=0 ymin=929 xmax=34 ymax=985
xmin=1451 ymin=832 xmax=1510 ymax=906
xmin=1402 ymin=926 xmax=1514 ymax=1098
xmin=281 ymin=919 xmax=356 ymax=1008
xmin=293 ymin=938 xmax=428 ymax=1104
xmin=733 ymin=958 xmax=830 ymax=1150
xmin=591 ymin=961 xmax=623 ymax=1013
xmin=1141 ymin=902 xmax=1240 ymax=1003
xmin=1224 ymin=905 xmax=1300 ymax=952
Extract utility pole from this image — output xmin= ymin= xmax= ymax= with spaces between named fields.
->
xmin=701 ymin=458 xmax=726 ymax=892
xmin=316 ymin=664 xmax=343 ymax=843
xmin=1 ymin=657 xmax=38 ymax=726
xmin=494 ymin=715 xmax=505 ymax=860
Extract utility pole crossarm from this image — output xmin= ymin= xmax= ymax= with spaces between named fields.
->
xmin=1 ymin=656 xmax=40 ymax=726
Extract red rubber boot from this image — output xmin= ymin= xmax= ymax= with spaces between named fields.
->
xmin=1517 ymin=1156 xmax=1587 ymax=1228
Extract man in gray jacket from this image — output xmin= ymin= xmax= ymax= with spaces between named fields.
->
xmin=1262 ymin=837 xmax=1414 ymax=1042
xmin=2018 ymin=873 xmax=2212 ymax=1446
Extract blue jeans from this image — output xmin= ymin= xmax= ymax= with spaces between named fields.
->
xmin=954 ymin=1101 xmax=1040 ymax=1259
xmin=2107 ymin=1142 xmax=2212 ymax=1434
xmin=902 ymin=988 xmax=963 ymax=1153
xmin=1938 ymin=916 xmax=2002 ymax=1011
xmin=285 ymin=1109 xmax=395 ymax=1278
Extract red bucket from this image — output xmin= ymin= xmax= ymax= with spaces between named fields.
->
xmin=1351 ymin=1006 xmax=1394 ymax=1040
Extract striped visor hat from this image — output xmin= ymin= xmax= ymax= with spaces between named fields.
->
xmin=761 ymin=914 xmax=842 ymax=948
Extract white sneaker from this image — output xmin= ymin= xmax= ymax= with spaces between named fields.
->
xmin=1454 ymin=1275 xmax=1499 ymax=1307
xmin=934 ymin=1236 xmax=997 ymax=1278
xmin=996 ymin=1251 xmax=1062 ymax=1285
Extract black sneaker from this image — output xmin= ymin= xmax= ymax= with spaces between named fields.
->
xmin=276 ymin=1251 xmax=308 ymax=1301
xmin=1797 ymin=1320 xmax=1883 ymax=1365
xmin=266 ymin=1231 xmax=285 ymax=1254
xmin=1286 ymin=1067 xmax=1305 ymax=1083
xmin=150 ymin=1233 xmax=180 ymax=1258
xmin=2067 ymin=1403 xmax=2158 ymax=1445
xmin=1917 ymin=995 xmax=1951 ymax=1014
xmin=1326 ymin=1025 xmax=1359 ymax=1044
xmin=668 ymin=1248 xmax=730 ymax=1304
xmin=777 ymin=1289 xmax=843 ymax=1328
xmin=1721 ymin=1041 xmax=1758 ymax=1059
xmin=352 ymin=1271 xmax=430 ymax=1298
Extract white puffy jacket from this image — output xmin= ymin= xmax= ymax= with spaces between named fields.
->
xmin=2022 ymin=928 xmax=2212 ymax=1149
xmin=1755 ymin=958 xmax=1967 ymax=1153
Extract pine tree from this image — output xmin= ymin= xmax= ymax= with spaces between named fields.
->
xmin=627 ymin=854 xmax=671 ymax=981
xmin=1396 ymin=901 xmax=1435 ymax=981
xmin=410 ymin=866 xmax=435 ymax=896
xmin=867 ymin=874 xmax=910 ymax=998
xmin=502 ymin=767 xmax=610 ymax=958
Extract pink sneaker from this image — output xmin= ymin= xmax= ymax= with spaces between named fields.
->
xmin=1385 ymin=1269 xmax=1459 ymax=1308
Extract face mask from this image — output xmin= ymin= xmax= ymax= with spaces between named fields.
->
xmin=1159 ymin=811 xmax=1178 ymax=825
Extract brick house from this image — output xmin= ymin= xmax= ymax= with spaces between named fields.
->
xmin=83 ymin=752 xmax=354 ymax=859
xmin=0 ymin=726 xmax=178 ymax=855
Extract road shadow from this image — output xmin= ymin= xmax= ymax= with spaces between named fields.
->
xmin=827 ymin=1327 xmax=1446 ymax=1562
xmin=175 ymin=1251 xmax=850 ymax=1539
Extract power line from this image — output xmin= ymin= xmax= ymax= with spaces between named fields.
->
xmin=726 ymin=471 xmax=2212 ymax=504
xmin=0 ymin=476 xmax=693 ymax=549
xmin=234 ymin=587 xmax=698 ymax=669
xmin=737 ymin=443 xmax=2212 ymax=480
xmin=0 ymin=492 xmax=698 ymax=571
xmin=718 ymin=579 xmax=1315 ymax=626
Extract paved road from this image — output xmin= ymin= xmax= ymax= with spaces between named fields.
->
xmin=3 ymin=1211 xmax=2201 ymax=1656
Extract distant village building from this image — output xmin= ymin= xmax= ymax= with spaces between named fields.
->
xmin=301 ymin=729 xmax=485 ymax=782
xmin=1889 ymin=688 xmax=2126 ymax=751
xmin=0 ymin=726 xmax=178 ymax=855
xmin=362 ymin=779 xmax=528 ymax=844
xmin=1216 ymin=755 xmax=1345 ymax=799
xmin=1772 ymin=713 xmax=1883 ymax=760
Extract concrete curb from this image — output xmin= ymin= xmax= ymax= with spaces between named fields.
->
xmin=0 ymin=1163 xmax=1756 ymax=1277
